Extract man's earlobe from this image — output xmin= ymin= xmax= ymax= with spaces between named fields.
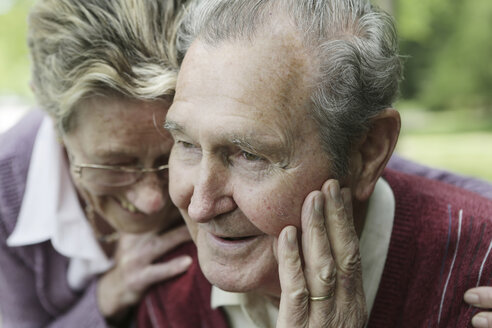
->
xmin=353 ymin=108 xmax=401 ymax=201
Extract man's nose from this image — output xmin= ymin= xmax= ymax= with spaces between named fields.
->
xmin=126 ymin=173 xmax=166 ymax=215
xmin=187 ymin=158 xmax=236 ymax=222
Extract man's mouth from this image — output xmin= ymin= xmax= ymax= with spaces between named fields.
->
xmin=213 ymin=232 xmax=261 ymax=243
xmin=219 ymin=235 xmax=256 ymax=241
xmin=204 ymin=231 xmax=264 ymax=254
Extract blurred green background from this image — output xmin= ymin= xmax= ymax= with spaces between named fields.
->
xmin=0 ymin=0 xmax=491 ymax=181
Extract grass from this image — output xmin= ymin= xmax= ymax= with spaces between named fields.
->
xmin=396 ymin=132 xmax=492 ymax=182
xmin=396 ymin=101 xmax=492 ymax=182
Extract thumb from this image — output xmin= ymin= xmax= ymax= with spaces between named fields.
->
xmin=277 ymin=226 xmax=309 ymax=327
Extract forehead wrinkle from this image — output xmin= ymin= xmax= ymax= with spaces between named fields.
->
xmin=243 ymin=30 xmax=316 ymax=138
xmin=81 ymin=144 xmax=138 ymax=162
xmin=90 ymin=136 xmax=170 ymax=157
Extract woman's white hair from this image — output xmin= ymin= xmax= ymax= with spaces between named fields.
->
xmin=177 ymin=0 xmax=402 ymax=177
xmin=29 ymin=0 xmax=188 ymax=133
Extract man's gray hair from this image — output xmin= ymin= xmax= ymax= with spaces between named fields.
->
xmin=29 ymin=0 xmax=187 ymax=133
xmin=177 ymin=0 xmax=402 ymax=177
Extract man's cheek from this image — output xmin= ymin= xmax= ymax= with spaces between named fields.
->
xmin=248 ymin=201 xmax=301 ymax=236
xmin=168 ymin=170 xmax=191 ymax=210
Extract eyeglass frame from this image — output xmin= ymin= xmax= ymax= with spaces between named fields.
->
xmin=70 ymin=162 xmax=169 ymax=187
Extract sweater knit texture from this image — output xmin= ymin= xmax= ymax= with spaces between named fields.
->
xmin=138 ymin=169 xmax=492 ymax=328
xmin=0 ymin=111 xmax=108 ymax=327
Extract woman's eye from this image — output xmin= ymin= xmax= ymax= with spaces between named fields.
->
xmin=241 ymin=151 xmax=263 ymax=162
xmin=154 ymin=155 xmax=169 ymax=166
xmin=104 ymin=159 xmax=137 ymax=167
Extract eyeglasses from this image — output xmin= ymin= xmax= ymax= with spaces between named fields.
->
xmin=71 ymin=162 xmax=169 ymax=187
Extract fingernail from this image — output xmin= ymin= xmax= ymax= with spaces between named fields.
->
xmin=314 ymin=193 xmax=323 ymax=214
xmin=472 ymin=315 xmax=488 ymax=328
xmin=286 ymin=226 xmax=297 ymax=245
xmin=464 ymin=292 xmax=480 ymax=305
xmin=330 ymin=181 xmax=339 ymax=200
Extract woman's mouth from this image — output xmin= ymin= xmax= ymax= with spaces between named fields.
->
xmin=115 ymin=197 xmax=139 ymax=214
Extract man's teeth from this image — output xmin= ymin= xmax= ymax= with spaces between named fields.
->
xmin=121 ymin=200 xmax=138 ymax=213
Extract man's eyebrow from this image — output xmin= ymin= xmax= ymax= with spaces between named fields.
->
xmin=231 ymin=136 xmax=262 ymax=152
xmin=163 ymin=120 xmax=184 ymax=133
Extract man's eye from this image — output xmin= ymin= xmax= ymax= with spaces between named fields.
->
xmin=178 ymin=140 xmax=196 ymax=149
xmin=241 ymin=151 xmax=263 ymax=161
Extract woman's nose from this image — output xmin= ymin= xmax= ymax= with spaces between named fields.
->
xmin=126 ymin=174 xmax=166 ymax=215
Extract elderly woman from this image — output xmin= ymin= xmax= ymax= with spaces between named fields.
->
xmin=0 ymin=0 xmax=190 ymax=326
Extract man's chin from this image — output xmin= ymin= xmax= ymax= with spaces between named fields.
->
xmin=200 ymin=261 xmax=281 ymax=297
xmin=195 ymin=232 xmax=281 ymax=295
xmin=200 ymin=261 xmax=255 ymax=293
xmin=208 ymin=274 xmax=258 ymax=293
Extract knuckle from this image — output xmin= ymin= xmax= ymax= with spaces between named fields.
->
xmin=339 ymin=240 xmax=361 ymax=273
xmin=335 ymin=205 xmax=346 ymax=219
xmin=332 ymin=204 xmax=351 ymax=229
xmin=125 ymin=273 xmax=143 ymax=292
xmin=120 ymin=254 xmax=141 ymax=272
xmin=317 ymin=260 xmax=337 ymax=288
xmin=286 ymin=287 xmax=310 ymax=304
xmin=148 ymin=236 xmax=163 ymax=250
xmin=119 ymin=259 xmax=133 ymax=276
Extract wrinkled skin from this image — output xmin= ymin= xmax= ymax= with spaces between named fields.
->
xmin=276 ymin=180 xmax=367 ymax=327
xmin=166 ymin=30 xmax=382 ymax=326
xmin=62 ymin=97 xmax=191 ymax=321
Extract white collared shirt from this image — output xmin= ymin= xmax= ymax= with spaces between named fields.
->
xmin=212 ymin=178 xmax=395 ymax=328
xmin=7 ymin=117 xmax=113 ymax=290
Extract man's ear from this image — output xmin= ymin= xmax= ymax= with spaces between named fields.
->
xmin=351 ymin=108 xmax=400 ymax=201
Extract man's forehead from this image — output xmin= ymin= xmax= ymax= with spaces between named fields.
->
xmin=176 ymin=31 xmax=316 ymax=115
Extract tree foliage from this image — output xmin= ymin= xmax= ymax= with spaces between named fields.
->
xmin=0 ymin=0 xmax=34 ymax=98
xmin=0 ymin=0 xmax=491 ymax=111
xmin=396 ymin=0 xmax=492 ymax=111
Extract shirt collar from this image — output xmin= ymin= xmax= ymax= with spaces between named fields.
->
xmin=211 ymin=177 xmax=395 ymax=326
xmin=212 ymin=288 xmax=279 ymax=328
xmin=7 ymin=117 xmax=113 ymax=289
xmin=359 ymin=177 xmax=395 ymax=314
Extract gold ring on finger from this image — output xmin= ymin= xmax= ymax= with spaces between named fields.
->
xmin=309 ymin=290 xmax=334 ymax=301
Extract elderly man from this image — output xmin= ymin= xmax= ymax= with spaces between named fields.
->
xmin=138 ymin=0 xmax=492 ymax=327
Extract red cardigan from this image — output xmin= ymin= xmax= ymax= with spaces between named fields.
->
xmin=138 ymin=169 xmax=492 ymax=327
